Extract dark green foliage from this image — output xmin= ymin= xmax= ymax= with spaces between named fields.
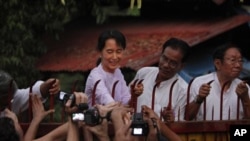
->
xmin=0 ymin=0 xmax=83 ymax=87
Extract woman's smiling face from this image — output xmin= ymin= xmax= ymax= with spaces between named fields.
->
xmin=100 ymin=38 xmax=124 ymax=73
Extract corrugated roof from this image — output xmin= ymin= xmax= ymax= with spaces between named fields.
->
xmin=36 ymin=14 xmax=250 ymax=72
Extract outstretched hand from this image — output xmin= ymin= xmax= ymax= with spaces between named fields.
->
xmin=110 ymin=106 xmax=140 ymax=141
xmin=65 ymin=92 xmax=88 ymax=114
xmin=31 ymin=94 xmax=54 ymax=123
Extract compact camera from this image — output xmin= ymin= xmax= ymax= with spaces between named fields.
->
xmin=130 ymin=113 xmax=149 ymax=136
xmin=72 ymin=108 xmax=101 ymax=126
xmin=59 ymin=92 xmax=100 ymax=126
xmin=59 ymin=92 xmax=76 ymax=107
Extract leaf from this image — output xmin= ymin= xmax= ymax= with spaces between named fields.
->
xmin=61 ymin=0 xmax=65 ymax=6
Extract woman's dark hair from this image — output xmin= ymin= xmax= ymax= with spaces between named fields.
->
xmin=97 ymin=29 xmax=126 ymax=51
xmin=212 ymin=43 xmax=242 ymax=61
xmin=162 ymin=37 xmax=190 ymax=62
xmin=0 ymin=117 xmax=20 ymax=141
xmin=96 ymin=29 xmax=126 ymax=65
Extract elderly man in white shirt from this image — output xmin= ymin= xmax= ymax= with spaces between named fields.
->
xmin=185 ymin=43 xmax=250 ymax=121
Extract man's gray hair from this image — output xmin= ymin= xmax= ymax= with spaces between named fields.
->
xmin=0 ymin=70 xmax=18 ymax=97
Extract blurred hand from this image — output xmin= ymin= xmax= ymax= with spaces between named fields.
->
xmin=31 ymin=94 xmax=54 ymax=122
xmin=73 ymin=92 xmax=88 ymax=105
xmin=161 ymin=107 xmax=174 ymax=123
xmin=101 ymin=102 xmax=121 ymax=117
xmin=85 ymin=103 xmax=120 ymax=141
xmin=4 ymin=108 xmax=24 ymax=139
xmin=133 ymin=83 xmax=144 ymax=96
xmin=48 ymin=78 xmax=60 ymax=95
xmin=40 ymin=78 xmax=60 ymax=98
xmin=198 ymin=83 xmax=211 ymax=99
xmin=65 ymin=92 xmax=88 ymax=114
xmin=111 ymin=106 xmax=138 ymax=141
xmin=110 ymin=106 xmax=133 ymax=130
xmin=141 ymin=105 xmax=160 ymax=120
xmin=130 ymin=79 xmax=144 ymax=96
xmin=4 ymin=108 xmax=19 ymax=125
xmin=141 ymin=105 xmax=161 ymax=141
xmin=236 ymin=81 xmax=249 ymax=99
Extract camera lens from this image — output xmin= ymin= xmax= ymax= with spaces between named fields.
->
xmin=85 ymin=108 xmax=100 ymax=126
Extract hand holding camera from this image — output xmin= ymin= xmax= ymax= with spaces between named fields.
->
xmin=130 ymin=113 xmax=149 ymax=136
xmin=111 ymin=105 xmax=161 ymax=141
xmin=130 ymin=105 xmax=163 ymax=137
xmin=84 ymin=106 xmax=108 ymax=141
xmin=83 ymin=103 xmax=121 ymax=141
xmin=141 ymin=105 xmax=162 ymax=140
xmin=62 ymin=92 xmax=101 ymax=126
xmin=64 ymin=92 xmax=88 ymax=114
xmin=110 ymin=106 xmax=135 ymax=141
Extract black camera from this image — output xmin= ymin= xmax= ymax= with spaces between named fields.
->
xmin=71 ymin=103 xmax=89 ymax=122
xmin=59 ymin=92 xmax=75 ymax=107
xmin=84 ymin=108 xmax=100 ymax=126
xmin=130 ymin=113 xmax=149 ymax=136
xmin=72 ymin=107 xmax=100 ymax=126
xmin=59 ymin=92 xmax=101 ymax=126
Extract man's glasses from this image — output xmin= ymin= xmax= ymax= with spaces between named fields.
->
xmin=160 ymin=55 xmax=179 ymax=69
xmin=223 ymin=58 xmax=244 ymax=65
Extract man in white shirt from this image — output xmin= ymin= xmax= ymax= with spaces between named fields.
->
xmin=0 ymin=70 xmax=60 ymax=116
xmin=130 ymin=38 xmax=190 ymax=122
xmin=185 ymin=43 xmax=250 ymax=121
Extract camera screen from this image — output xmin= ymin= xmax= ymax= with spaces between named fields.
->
xmin=72 ymin=113 xmax=84 ymax=121
xmin=59 ymin=92 xmax=67 ymax=100
xmin=133 ymin=128 xmax=143 ymax=135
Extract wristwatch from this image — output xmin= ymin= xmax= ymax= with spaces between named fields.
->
xmin=194 ymin=95 xmax=204 ymax=104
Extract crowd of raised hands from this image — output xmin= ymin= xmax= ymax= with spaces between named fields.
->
xmin=63 ymin=92 xmax=182 ymax=141
xmin=1 ymin=91 xmax=182 ymax=141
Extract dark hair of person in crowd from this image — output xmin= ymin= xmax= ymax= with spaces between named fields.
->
xmin=212 ymin=43 xmax=242 ymax=61
xmin=162 ymin=37 xmax=190 ymax=63
xmin=0 ymin=70 xmax=18 ymax=96
xmin=212 ymin=43 xmax=242 ymax=71
xmin=0 ymin=70 xmax=18 ymax=111
xmin=96 ymin=29 xmax=126 ymax=66
xmin=0 ymin=117 xmax=20 ymax=141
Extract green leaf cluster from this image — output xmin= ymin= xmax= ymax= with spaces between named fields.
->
xmin=0 ymin=0 xmax=81 ymax=87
